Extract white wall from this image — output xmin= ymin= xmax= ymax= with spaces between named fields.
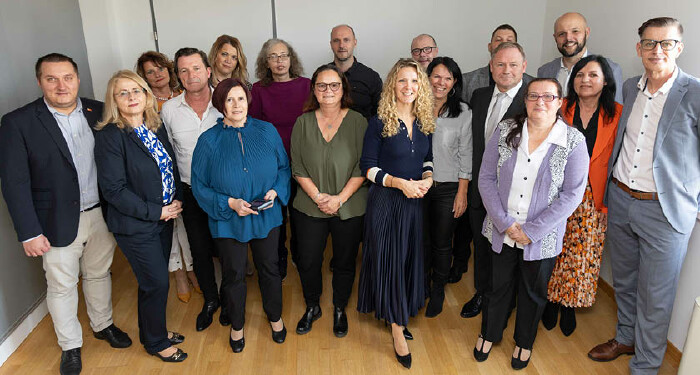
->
xmin=77 ymin=0 xmax=700 ymax=352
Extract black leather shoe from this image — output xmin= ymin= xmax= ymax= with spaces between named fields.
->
xmin=392 ymin=335 xmax=412 ymax=369
xmin=511 ymin=346 xmax=531 ymax=370
xmin=332 ymin=307 xmax=348 ymax=338
xmin=559 ymin=306 xmax=577 ymax=336
xmin=168 ymin=332 xmax=185 ymax=345
xmin=196 ymin=300 xmax=220 ymax=331
xmin=60 ymin=348 xmax=82 ymax=375
xmin=150 ymin=347 xmax=188 ymax=362
xmin=296 ymin=306 xmax=321 ymax=335
xmin=93 ymin=324 xmax=132 ymax=348
xmin=219 ymin=308 xmax=231 ymax=326
xmin=541 ymin=301 xmax=559 ymax=330
xmin=229 ymin=334 xmax=245 ymax=353
xmin=271 ymin=323 xmax=287 ymax=343
xmin=403 ymin=327 xmax=413 ymax=340
xmin=460 ymin=292 xmax=483 ymax=318
xmin=473 ymin=334 xmax=491 ymax=362
xmin=447 ymin=266 xmax=466 ymax=284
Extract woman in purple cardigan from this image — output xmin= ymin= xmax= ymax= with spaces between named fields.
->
xmin=472 ymin=78 xmax=589 ymax=370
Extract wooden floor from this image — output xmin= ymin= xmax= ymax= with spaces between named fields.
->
xmin=0 ymin=242 xmax=679 ymax=375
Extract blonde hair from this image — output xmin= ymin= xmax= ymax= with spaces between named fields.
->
xmin=208 ymin=35 xmax=249 ymax=84
xmin=97 ymin=70 xmax=161 ymax=132
xmin=377 ymin=58 xmax=435 ymax=137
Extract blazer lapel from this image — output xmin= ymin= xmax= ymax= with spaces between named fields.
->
xmin=35 ymin=100 xmax=76 ymax=170
xmin=590 ymin=112 xmax=613 ymax=164
xmin=128 ymin=129 xmax=157 ymax=160
xmin=653 ymin=71 xmax=689 ymax=158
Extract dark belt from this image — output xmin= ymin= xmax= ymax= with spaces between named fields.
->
xmin=612 ymin=177 xmax=659 ymax=201
xmin=81 ymin=202 xmax=101 ymax=212
xmin=432 ymin=180 xmax=457 ymax=188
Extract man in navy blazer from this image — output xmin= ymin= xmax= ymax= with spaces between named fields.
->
xmin=0 ymin=53 xmax=131 ymax=375
xmin=537 ymin=12 xmax=624 ymax=104
xmin=587 ymin=18 xmax=700 ymax=374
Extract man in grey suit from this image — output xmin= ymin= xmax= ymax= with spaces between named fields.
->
xmin=461 ymin=24 xmax=518 ymax=105
xmin=538 ymin=12 xmax=623 ymax=104
xmin=587 ymin=17 xmax=700 ymax=375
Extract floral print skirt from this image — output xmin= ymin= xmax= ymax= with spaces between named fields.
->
xmin=547 ymin=182 xmax=606 ymax=308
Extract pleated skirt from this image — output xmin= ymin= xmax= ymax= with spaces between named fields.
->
xmin=356 ymin=184 xmax=425 ymax=326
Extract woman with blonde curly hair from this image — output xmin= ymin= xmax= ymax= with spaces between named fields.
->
xmin=208 ymin=35 xmax=250 ymax=88
xmin=357 ymin=58 xmax=435 ymax=369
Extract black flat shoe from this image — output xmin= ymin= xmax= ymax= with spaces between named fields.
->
xmin=219 ymin=308 xmax=231 ymax=326
xmin=403 ymin=327 xmax=413 ymax=340
xmin=196 ymin=300 xmax=220 ymax=331
xmin=333 ymin=307 xmax=348 ymax=338
xmin=229 ymin=334 xmax=245 ymax=353
xmin=392 ymin=331 xmax=412 ymax=369
xmin=93 ymin=324 xmax=132 ymax=348
xmin=460 ymin=292 xmax=483 ymax=318
xmin=473 ymin=334 xmax=492 ymax=362
xmin=271 ymin=323 xmax=287 ymax=343
xmin=296 ymin=306 xmax=321 ymax=335
xmin=168 ymin=332 xmax=185 ymax=345
xmin=559 ymin=306 xmax=577 ymax=336
xmin=151 ymin=347 xmax=188 ymax=363
xmin=511 ymin=346 xmax=531 ymax=370
xmin=60 ymin=348 xmax=82 ymax=375
xmin=541 ymin=301 xmax=559 ymax=330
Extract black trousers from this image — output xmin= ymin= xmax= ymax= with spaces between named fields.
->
xmin=481 ymin=243 xmax=556 ymax=349
xmin=451 ymin=203 xmax=473 ymax=273
xmin=278 ymin=179 xmax=299 ymax=264
xmin=292 ymin=210 xmax=363 ymax=308
xmin=468 ymin=204 xmax=492 ymax=294
xmin=216 ymin=227 xmax=282 ymax=331
xmin=114 ymin=221 xmax=172 ymax=354
xmin=423 ymin=182 xmax=460 ymax=290
xmin=181 ymin=184 xmax=224 ymax=305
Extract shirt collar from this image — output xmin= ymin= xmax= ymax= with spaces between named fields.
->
xmin=559 ymin=49 xmax=589 ymax=71
xmin=44 ymin=97 xmax=83 ymax=116
xmin=637 ymin=66 xmax=679 ymax=95
xmin=493 ymin=79 xmax=523 ymax=100
xmin=178 ymin=87 xmax=215 ymax=112
xmin=522 ymin=118 xmax=568 ymax=150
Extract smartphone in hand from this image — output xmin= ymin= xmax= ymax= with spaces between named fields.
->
xmin=250 ymin=199 xmax=273 ymax=212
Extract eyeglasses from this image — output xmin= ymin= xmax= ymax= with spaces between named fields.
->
xmin=410 ymin=46 xmax=436 ymax=56
xmin=315 ymin=82 xmax=342 ymax=92
xmin=267 ymin=53 xmax=290 ymax=62
xmin=640 ymin=39 xmax=680 ymax=51
xmin=525 ymin=93 xmax=559 ymax=102
xmin=115 ymin=88 xmax=145 ymax=99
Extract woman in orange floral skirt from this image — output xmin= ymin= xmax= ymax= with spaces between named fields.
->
xmin=542 ymin=55 xmax=622 ymax=336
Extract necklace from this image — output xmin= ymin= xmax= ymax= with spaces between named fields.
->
xmin=319 ymin=110 xmax=342 ymax=130
xmin=155 ymin=89 xmax=173 ymax=102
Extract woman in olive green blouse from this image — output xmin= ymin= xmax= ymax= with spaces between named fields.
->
xmin=290 ymin=64 xmax=368 ymax=338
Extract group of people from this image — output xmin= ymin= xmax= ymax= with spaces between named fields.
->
xmin=0 ymin=12 xmax=697 ymax=375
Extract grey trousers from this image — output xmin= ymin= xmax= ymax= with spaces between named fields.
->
xmin=42 ymin=209 xmax=116 ymax=350
xmin=607 ymin=182 xmax=691 ymax=375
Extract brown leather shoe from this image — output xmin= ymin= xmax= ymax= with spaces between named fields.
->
xmin=588 ymin=339 xmax=635 ymax=362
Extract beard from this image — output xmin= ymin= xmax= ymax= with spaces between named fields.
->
xmin=558 ymin=35 xmax=587 ymax=58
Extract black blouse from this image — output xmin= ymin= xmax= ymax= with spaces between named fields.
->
xmin=573 ymin=104 xmax=599 ymax=157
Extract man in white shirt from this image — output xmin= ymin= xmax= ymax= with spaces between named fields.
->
xmin=161 ymin=47 xmax=223 ymax=332
xmin=588 ymin=17 xmax=700 ymax=375
xmin=537 ymin=12 xmax=623 ymax=103
xmin=460 ymin=42 xmax=532 ymax=319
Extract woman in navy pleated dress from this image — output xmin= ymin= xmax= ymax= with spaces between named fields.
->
xmin=357 ymin=58 xmax=435 ymax=369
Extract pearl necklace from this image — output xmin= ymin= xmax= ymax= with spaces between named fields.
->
xmin=155 ymin=89 xmax=174 ymax=102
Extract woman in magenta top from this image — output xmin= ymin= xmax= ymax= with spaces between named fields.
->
xmin=250 ymin=38 xmax=310 ymax=280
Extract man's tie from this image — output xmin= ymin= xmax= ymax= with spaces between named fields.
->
xmin=485 ymin=91 xmax=507 ymax=144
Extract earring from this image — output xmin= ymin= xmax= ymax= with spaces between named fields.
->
xmin=449 ymin=88 xmax=456 ymax=97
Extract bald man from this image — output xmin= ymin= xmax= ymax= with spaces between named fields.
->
xmin=537 ymin=12 xmax=623 ymax=103
xmin=410 ymin=34 xmax=439 ymax=69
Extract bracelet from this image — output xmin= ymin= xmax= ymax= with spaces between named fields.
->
xmin=314 ymin=192 xmax=321 ymax=201
xmin=338 ymin=199 xmax=343 ymax=209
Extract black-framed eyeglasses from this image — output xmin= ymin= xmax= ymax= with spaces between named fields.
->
xmin=525 ymin=93 xmax=559 ymax=102
xmin=410 ymin=46 xmax=436 ymax=56
xmin=115 ymin=88 xmax=145 ymax=99
xmin=315 ymin=82 xmax=342 ymax=92
xmin=640 ymin=39 xmax=680 ymax=51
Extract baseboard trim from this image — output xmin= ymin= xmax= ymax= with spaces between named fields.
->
xmin=0 ymin=295 xmax=48 ymax=367
xmin=597 ymin=278 xmax=682 ymax=368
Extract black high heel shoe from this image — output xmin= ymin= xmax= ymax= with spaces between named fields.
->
xmin=403 ymin=327 xmax=413 ymax=340
xmin=511 ymin=346 xmax=531 ymax=370
xmin=473 ymin=334 xmax=492 ymax=362
xmin=392 ymin=330 xmax=412 ymax=369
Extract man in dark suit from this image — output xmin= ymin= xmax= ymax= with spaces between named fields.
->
xmin=0 ymin=53 xmax=131 ymax=375
xmin=460 ymin=42 xmax=533 ymax=318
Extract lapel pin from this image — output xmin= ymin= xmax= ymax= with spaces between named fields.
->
xmin=87 ymin=108 xmax=93 ymax=112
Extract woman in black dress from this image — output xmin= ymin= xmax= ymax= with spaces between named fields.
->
xmin=357 ymin=58 xmax=435 ymax=369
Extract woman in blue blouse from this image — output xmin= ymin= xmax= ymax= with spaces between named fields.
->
xmin=191 ymin=78 xmax=291 ymax=353
xmin=357 ymin=58 xmax=435 ymax=369
xmin=95 ymin=70 xmax=186 ymax=362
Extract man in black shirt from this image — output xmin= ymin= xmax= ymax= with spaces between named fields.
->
xmin=329 ymin=24 xmax=382 ymax=119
